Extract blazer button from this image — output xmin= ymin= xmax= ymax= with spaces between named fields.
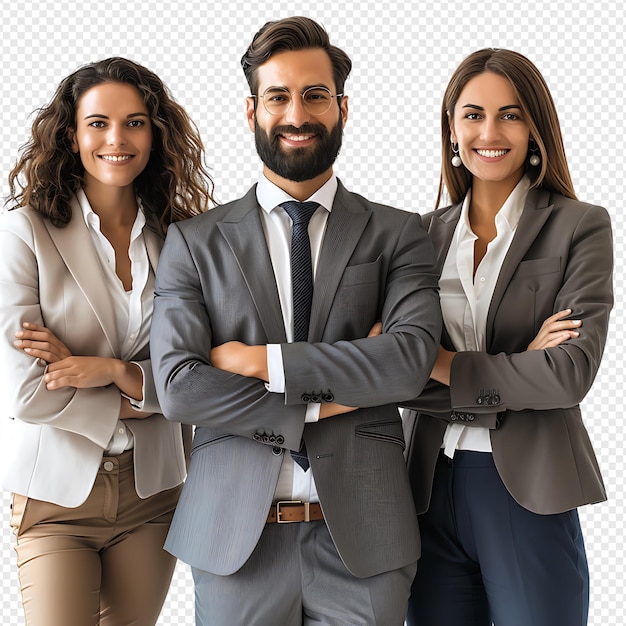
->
xmin=467 ymin=414 xmax=475 ymax=421
xmin=276 ymin=435 xmax=285 ymax=445
xmin=269 ymin=435 xmax=276 ymax=444
xmin=262 ymin=435 xmax=270 ymax=443
xmin=253 ymin=433 xmax=261 ymax=441
xmin=301 ymin=394 xmax=311 ymax=402
xmin=310 ymin=394 xmax=321 ymax=403
xmin=490 ymin=395 xmax=500 ymax=405
xmin=272 ymin=446 xmax=283 ymax=456
xmin=322 ymin=392 xmax=334 ymax=402
xmin=450 ymin=413 xmax=458 ymax=421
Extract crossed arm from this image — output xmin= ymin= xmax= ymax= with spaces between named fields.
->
xmin=13 ymin=322 xmax=152 ymax=419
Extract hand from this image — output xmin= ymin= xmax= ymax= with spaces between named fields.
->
xmin=44 ymin=356 xmax=121 ymax=390
xmin=430 ymin=345 xmax=455 ymax=386
xmin=319 ymin=402 xmax=357 ymax=419
xmin=367 ymin=321 xmax=383 ymax=337
xmin=210 ymin=341 xmax=268 ymax=381
xmin=14 ymin=322 xmax=72 ymax=363
xmin=527 ymin=309 xmax=581 ymax=350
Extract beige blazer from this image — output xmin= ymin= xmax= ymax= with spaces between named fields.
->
xmin=0 ymin=198 xmax=188 ymax=507
xmin=404 ymin=187 xmax=613 ymax=515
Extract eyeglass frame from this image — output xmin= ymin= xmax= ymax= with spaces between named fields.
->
xmin=250 ymin=86 xmax=344 ymax=116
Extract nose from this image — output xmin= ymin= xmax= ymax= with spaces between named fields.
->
xmin=284 ymin=93 xmax=311 ymax=127
xmin=106 ymin=123 xmax=127 ymax=146
xmin=480 ymin=116 xmax=501 ymax=141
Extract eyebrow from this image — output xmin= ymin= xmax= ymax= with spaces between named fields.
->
xmin=461 ymin=104 xmax=521 ymax=111
xmin=83 ymin=112 xmax=150 ymax=120
xmin=262 ymin=84 xmax=331 ymax=93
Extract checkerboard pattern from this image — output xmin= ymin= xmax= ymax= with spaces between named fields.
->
xmin=1 ymin=1 xmax=624 ymax=624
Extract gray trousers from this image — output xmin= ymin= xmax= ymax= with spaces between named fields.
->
xmin=192 ymin=519 xmax=416 ymax=626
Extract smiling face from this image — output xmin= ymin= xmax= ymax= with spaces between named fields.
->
xmin=450 ymin=71 xmax=530 ymax=195
xmin=71 ymin=82 xmax=152 ymax=194
xmin=246 ymin=48 xmax=348 ymax=188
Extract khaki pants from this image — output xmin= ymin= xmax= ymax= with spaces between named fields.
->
xmin=10 ymin=449 xmax=182 ymax=626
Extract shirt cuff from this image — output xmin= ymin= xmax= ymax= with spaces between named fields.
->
xmin=121 ymin=361 xmax=145 ymax=410
xmin=266 ymin=344 xmax=285 ymax=393
xmin=305 ymin=403 xmax=320 ymax=423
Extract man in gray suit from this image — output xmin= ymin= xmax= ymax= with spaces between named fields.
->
xmin=150 ymin=16 xmax=441 ymax=626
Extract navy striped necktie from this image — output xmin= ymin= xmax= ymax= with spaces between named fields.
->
xmin=280 ymin=200 xmax=319 ymax=472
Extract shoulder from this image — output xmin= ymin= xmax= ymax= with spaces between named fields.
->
xmin=542 ymin=191 xmax=611 ymax=230
xmin=169 ymin=187 xmax=257 ymax=236
xmin=336 ymin=181 xmax=421 ymax=225
xmin=0 ymin=206 xmax=48 ymax=242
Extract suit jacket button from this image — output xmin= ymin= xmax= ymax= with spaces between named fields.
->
xmin=467 ymin=414 xmax=475 ymax=421
xmin=310 ymin=394 xmax=321 ymax=403
xmin=491 ymin=395 xmax=500 ymax=405
xmin=301 ymin=394 xmax=311 ymax=402
xmin=450 ymin=412 xmax=458 ymax=421
xmin=253 ymin=433 xmax=261 ymax=441
xmin=276 ymin=435 xmax=285 ymax=445
xmin=262 ymin=435 xmax=270 ymax=443
xmin=322 ymin=392 xmax=334 ymax=402
xmin=272 ymin=446 xmax=282 ymax=456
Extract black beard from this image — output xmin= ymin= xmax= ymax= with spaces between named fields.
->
xmin=254 ymin=119 xmax=343 ymax=182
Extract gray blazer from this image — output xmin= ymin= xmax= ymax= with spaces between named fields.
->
xmin=150 ymin=180 xmax=442 ymax=577
xmin=404 ymin=187 xmax=613 ymax=515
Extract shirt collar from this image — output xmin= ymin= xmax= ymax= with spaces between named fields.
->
xmin=77 ymin=188 xmax=146 ymax=235
xmin=256 ymin=172 xmax=338 ymax=216
xmin=459 ymin=175 xmax=531 ymax=236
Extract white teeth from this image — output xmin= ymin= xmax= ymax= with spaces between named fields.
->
xmin=476 ymin=149 xmax=508 ymax=158
xmin=101 ymin=155 xmax=132 ymax=162
xmin=284 ymin=134 xmax=313 ymax=142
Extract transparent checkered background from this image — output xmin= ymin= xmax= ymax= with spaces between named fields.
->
xmin=1 ymin=1 xmax=623 ymax=624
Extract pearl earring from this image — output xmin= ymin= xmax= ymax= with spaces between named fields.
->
xmin=529 ymin=141 xmax=541 ymax=167
xmin=451 ymin=143 xmax=462 ymax=168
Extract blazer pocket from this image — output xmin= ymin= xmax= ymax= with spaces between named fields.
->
xmin=355 ymin=419 xmax=405 ymax=449
xmin=341 ymin=255 xmax=382 ymax=286
xmin=512 ymin=256 xmax=560 ymax=279
xmin=191 ymin=433 xmax=236 ymax=455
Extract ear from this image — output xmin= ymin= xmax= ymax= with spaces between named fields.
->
xmin=245 ymin=97 xmax=256 ymax=133
xmin=68 ymin=128 xmax=79 ymax=153
xmin=447 ymin=111 xmax=456 ymax=143
xmin=339 ymin=95 xmax=349 ymax=128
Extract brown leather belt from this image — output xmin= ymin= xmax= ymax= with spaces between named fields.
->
xmin=266 ymin=501 xmax=324 ymax=524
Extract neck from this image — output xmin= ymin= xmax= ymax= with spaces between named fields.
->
xmin=82 ymin=181 xmax=138 ymax=229
xmin=264 ymin=166 xmax=333 ymax=202
xmin=469 ymin=176 xmax=522 ymax=219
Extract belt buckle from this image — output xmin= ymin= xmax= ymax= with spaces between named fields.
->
xmin=276 ymin=500 xmax=309 ymax=523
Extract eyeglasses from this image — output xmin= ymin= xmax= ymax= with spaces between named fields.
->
xmin=251 ymin=86 xmax=343 ymax=116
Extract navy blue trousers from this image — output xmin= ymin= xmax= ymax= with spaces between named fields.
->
xmin=407 ymin=451 xmax=589 ymax=626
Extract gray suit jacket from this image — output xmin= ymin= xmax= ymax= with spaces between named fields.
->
xmin=150 ymin=180 xmax=441 ymax=577
xmin=404 ymin=187 xmax=613 ymax=515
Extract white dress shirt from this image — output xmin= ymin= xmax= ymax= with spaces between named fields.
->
xmin=256 ymin=172 xmax=338 ymax=503
xmin=77 ymin=189 xmax=154 ymax=454
xmin=440 ymin=176 xmax=531 ymax=457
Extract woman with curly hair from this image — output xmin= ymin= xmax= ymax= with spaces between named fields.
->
xmin=0 ymin=57 xmax=214 ymax=626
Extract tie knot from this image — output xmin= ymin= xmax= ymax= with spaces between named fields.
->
xmin=280 ymin=201 xmax=319 ymax=226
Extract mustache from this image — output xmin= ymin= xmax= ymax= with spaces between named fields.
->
xmin=270 ymin=123 xmax=327 ymax=139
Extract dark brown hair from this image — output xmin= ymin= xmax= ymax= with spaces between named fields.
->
xmin=241 ymin=16 xmax=352 ymax=97
xmin=437 ymin=48 xmax=576 ymax=208
xmin=8 ymin=57 xmax=214 ymax=233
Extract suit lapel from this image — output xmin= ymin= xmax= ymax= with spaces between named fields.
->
xmin=486 ymin=187 xmax=554 ymax=346
xmin=44 ymin=196 xmax=120 ymax=356
xmin=308 ymin=182 xmax=372 ymax=342
xmin=217 ymin=187 xmax=287 ymax=344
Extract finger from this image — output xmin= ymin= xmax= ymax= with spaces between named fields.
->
xmin=544 ymin=330 xmax=580 ymax=348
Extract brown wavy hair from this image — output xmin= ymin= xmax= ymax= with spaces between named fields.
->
xmin=241 ymin=16 xmax=352 ymax=97
xmin=437 ymin=48 xmax=576 ymax=208
xmin=8 ymin=57 xmax=214 ymax=233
